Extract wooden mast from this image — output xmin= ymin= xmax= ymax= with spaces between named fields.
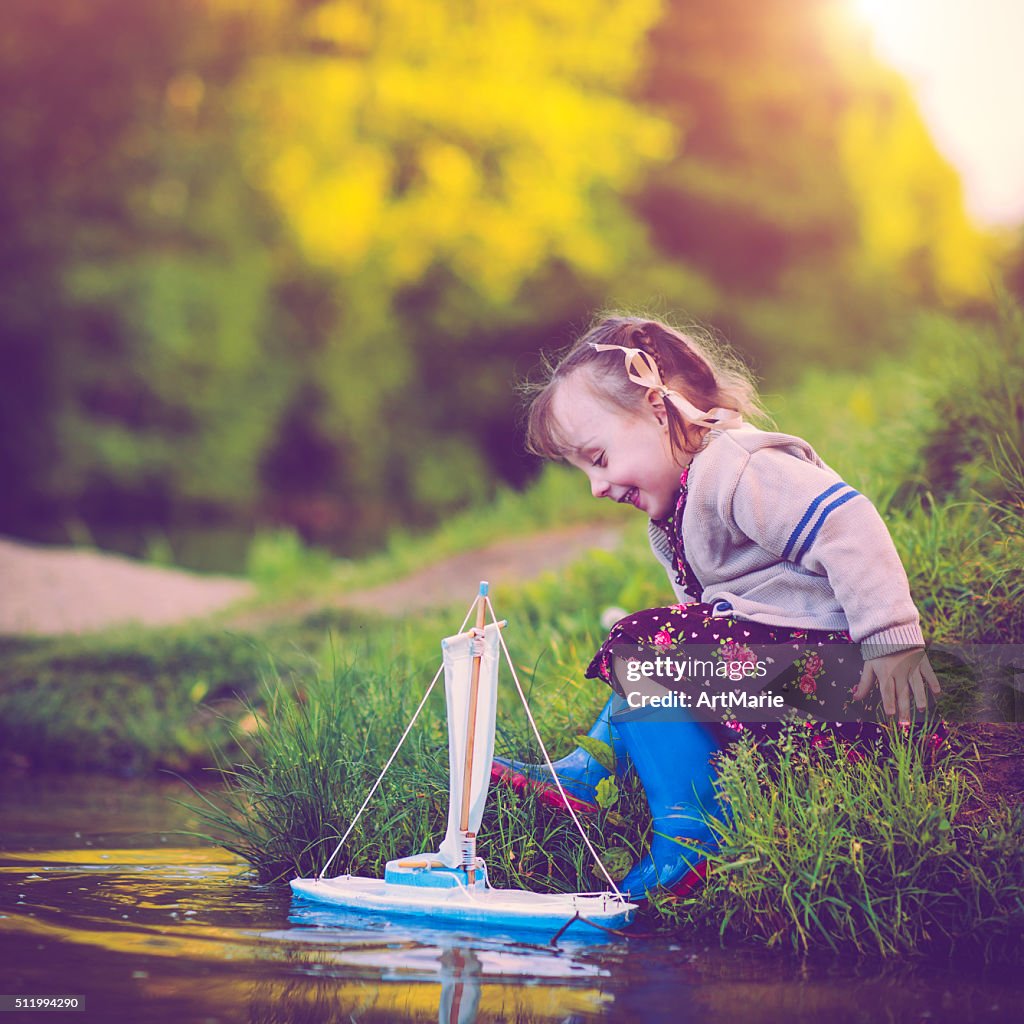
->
xmin=458 ymin=581 xmax=488 ymax=883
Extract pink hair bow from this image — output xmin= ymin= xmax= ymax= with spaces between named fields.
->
xmin=591 ymin=343 xmax=743 ymax=430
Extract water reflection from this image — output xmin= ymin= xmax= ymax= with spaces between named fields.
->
xmin=273 ymin=899 xmax=616 ymax=1020
xmin=438 ymin=948 xmax=482 ymax=1024
xmin=1 ymin=774 xmax=1022 ymax=1024
xmin=245 ymin=962 xmax=609 ymax=1023
xmin=0 ymin=844 xmax=617 ymax=1023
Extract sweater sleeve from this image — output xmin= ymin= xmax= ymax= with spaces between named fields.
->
xmin=725 ymin=446 xmax=924 ymax=656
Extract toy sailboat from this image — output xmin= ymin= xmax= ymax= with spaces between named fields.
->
xmin=290 ymin=582 xmax=637 ymax=936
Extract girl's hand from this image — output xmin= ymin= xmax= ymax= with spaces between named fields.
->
xmin=852 ymin=648 xmax=941 ymax=723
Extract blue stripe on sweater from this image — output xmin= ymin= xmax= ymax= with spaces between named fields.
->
xmin=794 ymin=488 xmax=861 ymax=562
xmin=781 ymin=481 xmax=848 ymax=559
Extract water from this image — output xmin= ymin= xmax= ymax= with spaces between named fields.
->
xmin=0 ymin=773 xmax=1020 ymax=1023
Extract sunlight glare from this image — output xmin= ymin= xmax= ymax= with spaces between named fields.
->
xmin=847 ymin=0 xmax=1024 ymax=226
xmin=851 ymin=0 xmax=907 ymax=44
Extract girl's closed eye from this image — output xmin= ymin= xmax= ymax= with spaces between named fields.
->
xmin=592 ymin=452 xmax=606 ymax=468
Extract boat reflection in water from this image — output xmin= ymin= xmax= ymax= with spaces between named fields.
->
xmin=260 ymin=904 xmax=618 ymax=1023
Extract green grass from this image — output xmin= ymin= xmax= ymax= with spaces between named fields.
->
xmin=0 ymin=613 xmax=370 ymax=773
xmin=177 ymin=658 xmax=638 ymax=893
xmin=666 ymin=722 xmax=1024 ymax=962
xmin=179 ymin=657 xmax=1024 ymax=962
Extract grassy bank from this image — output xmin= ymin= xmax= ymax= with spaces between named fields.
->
xmin=2 ymin=305 xmax=1023 ymax=957
xmin=184 ymin=677 xmax=1022 ymax=962
xmin=678 ymin=724 xmax=1024 ymax=961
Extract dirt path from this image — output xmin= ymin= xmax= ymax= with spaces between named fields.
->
xmin=0 ymin=523 xmax=623 ymax=636
xmin=0 ymin=537 xmax=256 ymax=637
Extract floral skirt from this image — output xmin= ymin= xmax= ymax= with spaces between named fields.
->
xmin=586 ymin=602 xmax=945 ymax=756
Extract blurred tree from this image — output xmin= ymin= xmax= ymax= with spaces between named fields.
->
xmin=831 ymin=8 xmax=991 ymax=306
xmin=0 ymin=0 xmax=294 ymax=538
xmin=623 ymin=0 xmax=993 ymax=369
xmin=225 ymin=0 xmax=671 ymax=528
xmin=0 ymin=1 xmax=191 ymax=528
xmin=0 ymin=0 xmax=1002 ymax=557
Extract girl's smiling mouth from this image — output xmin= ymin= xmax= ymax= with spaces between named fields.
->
xmin=619 ymin=486 xmax=640 ymax=508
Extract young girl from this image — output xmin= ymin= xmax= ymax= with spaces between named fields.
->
xmin=492 ymin=315 xmax=944 ymax=901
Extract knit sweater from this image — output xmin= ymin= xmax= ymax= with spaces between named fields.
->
xmin=647 ymin=424 xmax=924 ymax=658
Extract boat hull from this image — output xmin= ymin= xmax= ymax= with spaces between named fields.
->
xmin=290 ymin=875 xmax=636 ymax=935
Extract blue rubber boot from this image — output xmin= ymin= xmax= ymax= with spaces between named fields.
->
xmin=490 ymin=695 xmax=627 ymax=811
xmin=612 ymin=697 xmax=724 ymax=900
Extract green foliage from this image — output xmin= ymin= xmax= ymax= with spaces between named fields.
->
xmin=0 ymin=0 xmax=1001 ymax=556
xmin=675 ymin=724 xmax=1024 ymax=962
xmin=888 ymin=313 xmax=1024 ymax=647
xmin=235 ymin=0 xmax=669 ymax=295
xmin=246 ymin=529 xmax=334 ymax=593
xmin=210 ymin=0 xmax=673 ymax=541
xmin=0 ymin=0 xmax=294 ymax=530
xmin=915 ymin=302 xmax=1024 ymax=503
xmin=628 ymin=0 xmax=991 ymax=369
xmin=593 ymin=845 xmax=633 ymax=883
xmin=60 ymin=245 xmax=289 ymax=506
xmin=594 ymin=775 xmax=620 ymax=809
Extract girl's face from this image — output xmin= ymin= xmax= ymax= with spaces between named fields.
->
xmin=550 ymin=372 xmax=686 ymax=520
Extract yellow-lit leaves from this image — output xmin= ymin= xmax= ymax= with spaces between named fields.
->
xmin=233 ymin=0 xmax=672 ymax=297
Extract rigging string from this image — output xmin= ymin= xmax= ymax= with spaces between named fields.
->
xmin=484 ymin=595 xmax=627 ymax=901
xmin=316 ymin=589 xmax=627 ymax=902
xmin=315 ymin=598 xmax=478 ymax=880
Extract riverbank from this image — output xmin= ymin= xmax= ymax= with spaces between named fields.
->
xmin=3 ymin=523 xmax=1022 ymax=961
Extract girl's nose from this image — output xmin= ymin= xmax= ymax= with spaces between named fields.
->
xmin=591 ymin=475 xmax=610 ymax=499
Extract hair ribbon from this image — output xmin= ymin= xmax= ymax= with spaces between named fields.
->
xmin=591 ymin=343 xmax=743 ymax=430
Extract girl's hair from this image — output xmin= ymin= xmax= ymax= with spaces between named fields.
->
xmin=523 ymin=314 xmax=766 ymax=461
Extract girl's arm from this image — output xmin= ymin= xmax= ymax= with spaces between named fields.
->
xmin=725 ymin=446 xmax=923 ymax=652
xmin=726 ymin=447 xmax=939 ymax=720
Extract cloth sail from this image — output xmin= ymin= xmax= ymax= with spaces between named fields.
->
xmin=437 ymin=622 xmax=502 ymax=869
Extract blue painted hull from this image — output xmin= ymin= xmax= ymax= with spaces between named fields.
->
xmin=290 ymin=875 xmax=636 ymax=936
